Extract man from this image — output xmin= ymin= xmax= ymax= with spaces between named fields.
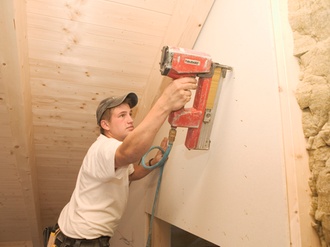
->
xmin=52 ymin=77 xmax=196 ymax=246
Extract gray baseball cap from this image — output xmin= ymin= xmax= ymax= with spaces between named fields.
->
xmin=96 ymin=92 xmax=138 ymax=126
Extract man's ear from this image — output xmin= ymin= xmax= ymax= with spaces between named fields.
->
xmin=100 ymin=120 xmax=110 ymax=130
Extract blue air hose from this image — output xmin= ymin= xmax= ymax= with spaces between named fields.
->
xmin=141 ymin=128 xmax=176 ymax=247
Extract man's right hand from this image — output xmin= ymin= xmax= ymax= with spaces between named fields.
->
xmin=160 ymin=77 xmax=197 ymax=112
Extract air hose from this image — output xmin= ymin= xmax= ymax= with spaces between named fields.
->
xmin=141 ymin=127 xmax=177 ymax=247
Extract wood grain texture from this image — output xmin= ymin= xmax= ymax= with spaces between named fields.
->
xmin=0 ymin=0 xmax=212 ymax=245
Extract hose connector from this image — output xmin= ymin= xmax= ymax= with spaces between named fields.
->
xmin=168 ymin=127 xmax=177 ymax=145
xmin=142 ymin=127 xmax=176 ymax=170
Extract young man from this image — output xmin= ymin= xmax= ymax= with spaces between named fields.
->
xmin=53 ymin=77 xmax=197 ymax=246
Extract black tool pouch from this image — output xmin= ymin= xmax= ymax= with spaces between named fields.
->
xmin=43 ymin=226 xmax=51 ymax=247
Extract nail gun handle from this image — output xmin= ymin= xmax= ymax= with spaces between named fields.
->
xmin=168 ymin=77 xmax=212 ymax=149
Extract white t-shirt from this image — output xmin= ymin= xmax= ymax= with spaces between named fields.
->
xmin=58 ymin=134 xmax=134 ymax=239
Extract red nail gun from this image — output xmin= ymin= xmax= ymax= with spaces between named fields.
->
xmin=160 ymin=46 xmax=232 ymax=150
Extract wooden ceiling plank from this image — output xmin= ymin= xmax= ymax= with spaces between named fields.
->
xmin=27 ymin=27 xmax=162 ymax=61
xmin=27 ymin=12 xmax=165 ymax=44
xmin=27 ymin=0 xmax=170 ymax=35
xmin=0 ymin=0 xmax=42 ymax=245
xmin=135 ymin=0 xmax=215 ymax=123
xmin=29 ymin=58 xmax=148 ymax=87
xmin=28 ymin=44 xmax=153 ymax=75
xmin=28 ymin=37 xmax=158 ymax=73
xmin=30 ymin=78 xmax=143 ymax=101
xmin=102 ymin=0 xmax=176 ymax=14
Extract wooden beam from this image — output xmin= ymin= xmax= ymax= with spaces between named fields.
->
xmin=151 ymin=217 xmax=171 ymax=247
xmin=0 ymin=0 xmax=42 ymax=245
xmin=270 ymin=0 xmax=320 ymax=246
xmin=134 ymin=0 xmax=215 ymax=124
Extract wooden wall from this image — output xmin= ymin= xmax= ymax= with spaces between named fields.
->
xmin=0 ymin=0 xmax=213 ymax=245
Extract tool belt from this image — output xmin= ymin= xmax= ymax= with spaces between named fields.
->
xmin=43 ymin=225 xmax=60 ymax=247
xmin=44 ymin=224 xmax=110 ymax=247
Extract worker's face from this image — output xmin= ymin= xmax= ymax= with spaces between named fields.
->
xmin=105 ymin=103 xmax=134 ymax=141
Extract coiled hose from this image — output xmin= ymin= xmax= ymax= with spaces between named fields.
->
xmin=141 ymin=127 xmax=177 ymax=247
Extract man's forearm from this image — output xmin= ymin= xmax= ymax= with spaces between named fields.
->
xmin=116 ymin=99 xmax=170 ymax=167
xmin=129 ymin=163 xmax=154 ymax=181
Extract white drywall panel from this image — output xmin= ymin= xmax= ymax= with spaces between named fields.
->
xmin=145 ymin=0 xmax=291 ymax=246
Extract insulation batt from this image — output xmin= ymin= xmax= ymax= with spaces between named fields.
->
xmin=289 ymin=0 xmax=330 ymax=245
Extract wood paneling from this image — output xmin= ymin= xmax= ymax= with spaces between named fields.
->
xmin=0 ymin=0 xmax=41 ymax=245
xmin=0 ymin=0 xmax=213 ymax=245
